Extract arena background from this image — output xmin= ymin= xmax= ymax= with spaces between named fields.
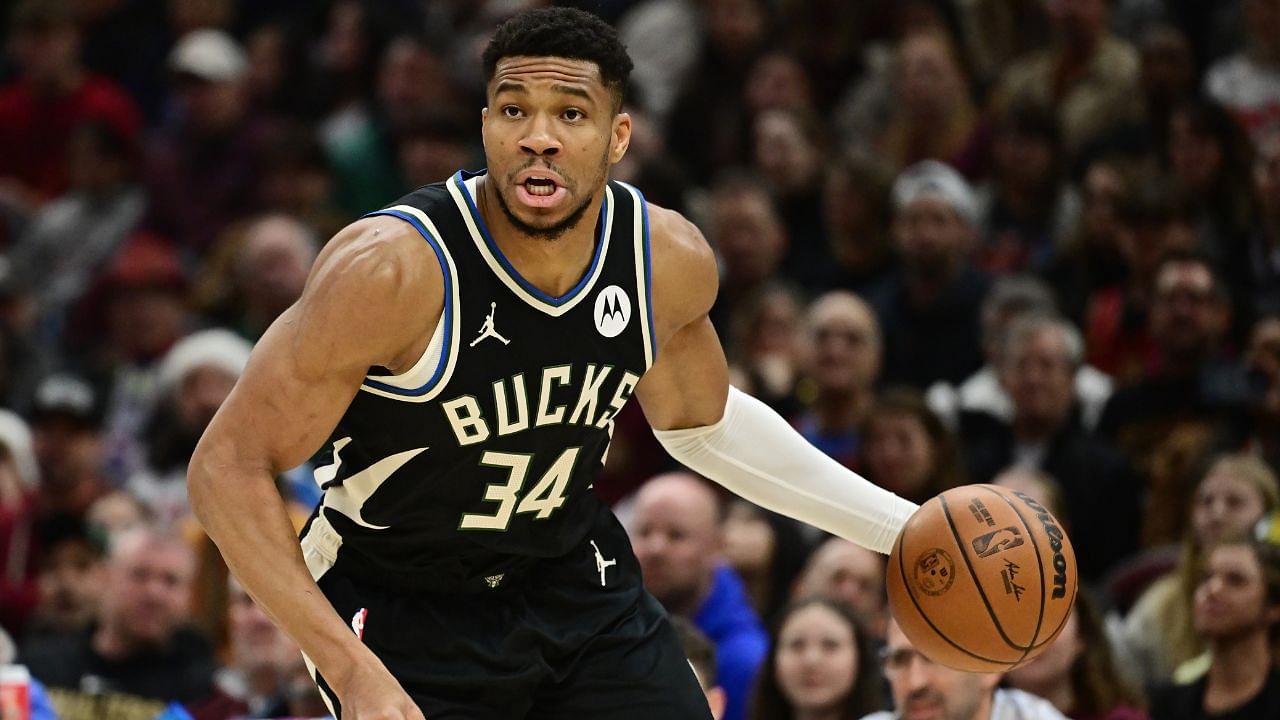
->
xmin=0 ymin=0 xmax=1279 ymax=718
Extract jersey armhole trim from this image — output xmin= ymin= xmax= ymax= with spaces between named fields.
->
xmin=356 ymin=207 xmax=461 ymax=401
xmin=619 ymin=182 xmax=657 ymax=369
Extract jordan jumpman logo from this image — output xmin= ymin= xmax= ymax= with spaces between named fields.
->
xmin=470 ymin=302 xmax=510 ymax=347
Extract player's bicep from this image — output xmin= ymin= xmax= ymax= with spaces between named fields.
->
xmin=635 ymin=314 xmax=730 ymax=431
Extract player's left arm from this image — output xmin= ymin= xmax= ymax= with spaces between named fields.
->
xmin=634 ymin=204 xmax=918 ymax=554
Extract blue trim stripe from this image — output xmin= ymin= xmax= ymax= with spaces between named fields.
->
xmin=359 ymin=209 xmax=452 ymax=396
xmin=632 ymin=185 xmax=658 ymax=363
xmin=453 ymin=171 xmax=607 ymax=306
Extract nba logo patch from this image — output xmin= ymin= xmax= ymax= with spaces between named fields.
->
xmin=351 ymin=608 xmax=368 ymax=639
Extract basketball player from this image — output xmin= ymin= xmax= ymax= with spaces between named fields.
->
xmin=189 ymin=8 xmax=917 ymax=719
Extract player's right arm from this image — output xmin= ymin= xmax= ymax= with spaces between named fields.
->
xmin=189 ymin=217 xmax=436 ymax=720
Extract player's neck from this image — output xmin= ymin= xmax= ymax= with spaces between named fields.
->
xmin=476 ymin=175 xmax=604 ymax=299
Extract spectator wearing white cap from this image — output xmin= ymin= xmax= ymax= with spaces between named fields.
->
xmin=126 ymin=329 xmax=252 ymax=527
xmin=145 ymin=28 xmax=276 ymax=252
xmin=868 ymin=160 xmax=990 ymax=389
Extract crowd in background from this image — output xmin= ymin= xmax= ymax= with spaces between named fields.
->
xmin=1 ymin=0 xmax=1280 ymax=718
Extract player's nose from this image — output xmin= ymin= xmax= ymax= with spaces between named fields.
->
xmin=519 ymin=114 xmax=561 ymax=156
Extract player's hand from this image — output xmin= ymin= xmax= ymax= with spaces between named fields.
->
xmin=333 ymin=662 xmax=427 ymax=720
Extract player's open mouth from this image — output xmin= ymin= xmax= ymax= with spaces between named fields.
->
xmin=515 ymin=175 xmax=568 ymax=209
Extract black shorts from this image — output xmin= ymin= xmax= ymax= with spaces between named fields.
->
xmin=304 ymin=522 xmax=713 ymax=719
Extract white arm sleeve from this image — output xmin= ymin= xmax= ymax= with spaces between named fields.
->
xmin=653 ymin=386 xmax=918 ymax=554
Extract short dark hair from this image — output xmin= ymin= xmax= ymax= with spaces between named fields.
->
xmin=482 ymin=8 xmax=633 ymax=108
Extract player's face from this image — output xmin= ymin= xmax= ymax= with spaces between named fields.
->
xmin=775 ymin=604 xmax=859 ymax=713
xmin=1193 ymin=544 xmax=1271 ymax=639
xmin=883 ymin=620 xmax=998 ymax=720
xmin=482 ymin=57 xmax=631 ymax=240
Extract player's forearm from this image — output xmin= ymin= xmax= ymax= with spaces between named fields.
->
xmin=654 ymin=386 xmax=918 ymax=554
xmin=188 ymin=449 xmax=373 ymax=692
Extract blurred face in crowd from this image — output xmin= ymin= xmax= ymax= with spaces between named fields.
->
xmin=883 ymin=620 xmax=1000 ymax=720
xmin=804 ymin=293 xmax=881 ymax=396
xmin=897 ymin=33 xmax=965 ymax=117
xmin=794 ymin=539 xmax=886 ymax=635
xmin=722 ymin=500 xmax=774 ymax=578
xmin=108 ymin=285 xmax=187 ymax=362
xmin=37 ymin=538 xmax=103 ymax=632
xmin=631 ymin=474 xmax=722 ymax=613
xmin=33 ymin=415 xmax=101 ymax=495
xmin=710 ymin=186 xmax=787 ymax=286
xmin=1047 ymin=0 xmax=1108 ymax=47
xmin=865 ymin=412 xmax=935 ymax=499
xmin=239 ymin=216 xmax=317 ymax=328
xmin=66 ymin=127 xmax=131 ymax=196
xmin=1256 ymin=135 xmax=1280 ymax=218
xmin=1005 ymin=607 xmax=1082 ymax=696
xmin=1001 ymin=325 xmax=1076 ymax=432
xmin=753 ymin=110 xmax=821 ymax=195
xmin=481 ymin=57 xmax=628 ymax=241
xmin=775 ymin=603 xmax=860 ymax=715
xmin=9 ymin=20 xmax=80 ymax=88
xmin=87 ymin=490 xmax=149 ymax=541
xmin=379 ymin=39 xmax=451 ymax=131
xmin=824 ymin=167 xmax=887 ymax=270
xmin=1168 ymin=112 xmax=1223 ymax=196
xmin=1194 ymin=543 xmax=1276 ymax=640
xmin=228 ymin=578 xmax=296 ymax=671
xmin=1080 ymin=162 xmax=1125 ymax=246
xmin=100 ymin=531 xmax=195 ymax=648
xmin=745 ymin=287 xmax=802 ymax=360
xmin=704 ymin=0 xmax=767 ymax=61
xmin=994 ymin=468 xmax=1063 ymax=520
xmin=1149 ymin=261 xmax=1227 ymax=361
xmin=993 ymin=128 xmax=1054 ymax=192
xmin=1140 ymin=26 xmax=1195 ymax=107
xmin=1192 ymin=470 xmax=1269 ymax=549
xmin=894 ymin=196 xmax=973 ymax=282
xmin=746 ymin=52 xmax=813 ymax=114
xmin=176 ymin=366 xmax=239 ymax=432
xmin=176 ymin=75 xmax=247 ymax=137
xmin=320 ymin=0 xmax=369 ymax=75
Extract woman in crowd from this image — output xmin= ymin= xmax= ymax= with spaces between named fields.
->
xmin=1149 ymin=536 xmax=1280 ymax=720
xmin=1006 ymin=593 xmax=1148 ymax=720
xmin=1122 ymin=454 xmax=1280 ymax=685
xmin=751 ymin=597 xmax=885 ymax=720
xmin=861 ymin=389 xmax=966 ymax=505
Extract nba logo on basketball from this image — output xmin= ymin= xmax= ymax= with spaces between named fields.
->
xmin=351 ymin=608 xmax=368 ymax=639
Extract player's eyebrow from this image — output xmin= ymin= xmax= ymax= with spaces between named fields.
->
xmin=494 ymin=80 xmax=528 ymax=96
xmin=551 ymin=84 xmax=594 ymax=104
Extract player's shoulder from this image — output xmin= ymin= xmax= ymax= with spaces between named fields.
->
xmin=645 ymin=202 xmax=717 ymax=325
xmin=308 ymin=216 xmax=444 ymax=307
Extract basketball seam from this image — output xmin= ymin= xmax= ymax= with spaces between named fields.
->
xmin=895 ymin=521 xmax=1022 ymax=668
xmin=939 ymin=493 xmax=1033 ymax=652
xmin=982 ymin=486 xmax=1050 ymax=663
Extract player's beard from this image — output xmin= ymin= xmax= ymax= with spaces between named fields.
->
xmin=496 ymin=154 xmax=610 ymax=241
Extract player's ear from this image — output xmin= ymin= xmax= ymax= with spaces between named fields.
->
xmin=609 ymin=112 xmax=631 ymax=165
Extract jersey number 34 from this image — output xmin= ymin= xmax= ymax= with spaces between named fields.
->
xmin=458 ymin=447 xmax=580 ymax=531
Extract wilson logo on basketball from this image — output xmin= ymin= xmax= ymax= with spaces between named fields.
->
xmin=913 ymin=548 xmax=956 ymax=596
xmin=971 ymin=526 xmax=1025 ymax=558
xmin=1013 ymin=491 xmax=1070 ymax=599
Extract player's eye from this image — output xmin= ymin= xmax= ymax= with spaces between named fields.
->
xmin=562 ymin=108 xmax=584 ymax=122
xmin=502 ymin=106 xmax=523 ymax=119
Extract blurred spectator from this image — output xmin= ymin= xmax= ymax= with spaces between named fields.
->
xmin=672 ymin=614 xmax=729 ymax=720
xmin=617 ymin=0 xmax=702 ymax=125
xmin=957 ymin=0 xmax=1052 ymax=91
xmin=666 ymin=0 xmax=770 ymax=184
xmin=792 ymin=538 xmax=889 ymax=642
xmin=1204 ymin=0 xmax=1280 ymax=147
xmin=1081 ymin=180 xmax=1197 ymax=384
xmin=820 ymin=155 xmax=897 ymax=295
xmin=0 ymin=0 xmax=141 ymax=208
xmin=721 ymin=499 xmax=812 ymax=623
xmin=975 ymin=102 xmax=1077 ymax=275
xmin=0 ymin=625 xmax=58 ymax=720
xmin=0 ymin=409 xmax=40 ymax=636
xmin=992 ymin=466 xmax=1068 ymax=520
xmin=1149 ymin=538 xmax=1280 ymax=720
xmin=231 ymin=215 xmax=318 ymax=341
xmin=145 ymin=29 xmax=272 ymax=253
xmin=862 ymin=388 xmax=965 ymax=505
xmin=1005 ymin=593 xmax=1148 ymax=720
xmin=863 ymin=618 xmax=1068 ymax=720
xmin=875 ymin=31 xmax=985 ymax=178
xmin=254 ymin=127 xmax=347 ymax=240
xmin=871 ymin=160 xmax=988 ymax=388
xmin=706 ymin=173 xmax=788 ymax=335
xmin=325 ymin=34 xmax=456 ymax=215
xmin=1247 ymin=134 xmax=1280 ymax=321
xmin=1137 ymin=25 xmax=1198 ymax=154
xmin=1097 ymin=253 xmax=1246 ymax=494
xmin=1121 ymin=454 xmax=1279 ymax=686
xmin=128 ymin=329 xmax=251 ymax=527
xmin=630 ymin=472 xmax=768 ymax=720
xmin=794 ymin=292 xmax=882 ymax=471
xmin=26 ymin=515 xmax=104 ymax=643
xmin=959 ymin=313 xmax=1140 ymax=581
xmin=927 ymin=275 xmax=1113 ymax=433
xmin=208 ymin=577 xmax=304 ymax=719
xmin=20 ymin=525 xmax=217 ymax=716
xmin=9 ymin=121 xmax=146 ymax=348
xmin=29 ymin=375 xmax=107 ymax=519
xmin=396 ymin=112 xmax=476 ymax=192
xmin=1244 ymin=315 xmax=1280 ymax=468
xmin=77 ymin=0 xmax=172 ymax=125
xmin=312 ymin=0 xmax=396 ymax=133
xmin=752 ymin=109 xmax=831 ymax=287
xmin=85 ymin=490 xmax=152 ymax=544
xmin=994 ymin=0 xmax=1142 ymax=158
xmin=751 ymin=597 xmax=885 ymax=720
xmin=727 ymin=283 xmax=804 ymax=418
xmin=744 ymin=51 xmax=815 ymax=117
xmin=242 ymin=22 xmax=310 ymax=121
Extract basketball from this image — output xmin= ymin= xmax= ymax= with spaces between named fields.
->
xmin=887 ymin=484 xmax=1078 ymax=672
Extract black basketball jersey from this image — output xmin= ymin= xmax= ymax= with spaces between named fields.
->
xmin=301 ymin=170 xmax=656 ymax=592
